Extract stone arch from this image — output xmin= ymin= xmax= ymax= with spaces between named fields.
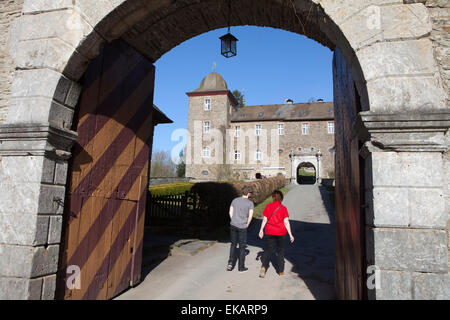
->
xmin=1 ymin=0 xmax=448 ymax=300
xmin=296 ymin=161 xmax=317 ymax=184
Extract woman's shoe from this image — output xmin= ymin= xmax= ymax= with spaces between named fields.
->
xmin=259 ymin=267 xmax=266 ymax=278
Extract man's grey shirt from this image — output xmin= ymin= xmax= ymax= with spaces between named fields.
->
xmin=230 ymin=197 xmax=254 ymax=229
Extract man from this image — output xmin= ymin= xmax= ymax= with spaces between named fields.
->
xmin=227 ymin=186 xmax=254 ymax=273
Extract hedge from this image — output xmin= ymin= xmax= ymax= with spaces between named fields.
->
xmin=149 ymin=182 xmax=194 ymax=196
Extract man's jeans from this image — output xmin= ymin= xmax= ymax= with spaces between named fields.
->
xmin=229 ymin=225 xmax=247 ymax=270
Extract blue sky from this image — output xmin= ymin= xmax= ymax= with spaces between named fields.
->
xmin=152 ymin=26 xmax=333 ymax=159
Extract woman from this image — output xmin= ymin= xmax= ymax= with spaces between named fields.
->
xmin=258 ymin=190 xmax=294 ymax=277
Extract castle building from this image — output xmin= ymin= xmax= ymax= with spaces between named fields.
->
xmin=185 ymin=72 xmax=335 ymax=183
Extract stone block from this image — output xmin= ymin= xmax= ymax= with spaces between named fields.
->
xmin=370 ymin=187 xmax=409 ymax=227
xmin=317 ymin=0 xmax=403 ymax=25
xmin=7 ymin=97 xmax=74 ymax=129
xmin=9 ymin=69 xmax=72 ymax=106
xmin=48 ymin=216 xmax=63 ymax=245
xmin=0 ymin=213 xmax=49 ymax=246
xmin=13 ymin=38 xmax=89 ymax=81
xmin=370 ymin=152 xmax=443 ymax=187
xmin=54 ymin=160 xmax=69 ymax=186
xmin=373 ymin=228 xmax=448 ymax=273
xmin=41 ymin=274 xmax=57 ymax=300
xmin=0 ymin=181 xmax=41 ymax=215
xmin=65 ymin=82 xmax=82 ymax=109
xmin=0 ymin=277 xmax=43 ymax=300
xmin=356 ymin=39 xmax=437 ymax=82
xmin=366 ymin=75 xmax=445 ymax=112
xmin=368 ymin=187 xmax=447 ymax=229
xmin=38 ymin=185 xmax=66 ymax=215
xmin=22 ymin=0 xmax=73 ymax=14
xmin=0 ymin=244 xmax=59 ymax=278
xmin=381 ymin=3 xmax=432 ymax=41
xmin=0 ymin=156 xmax=52 ymax=184
xmin=369 ymin=270 xmax=412 ymax=300
xmin=409 ymin=188 xmax=446 ymax=228
xmin=412 ymin=272 xmax=450 ymax=299
xmin=14 ymin=10 xmax=94 ymax=53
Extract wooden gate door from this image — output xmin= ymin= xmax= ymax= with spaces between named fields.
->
xmin=332 ymin=48 xmax=366 ymax=300
xmin=57 ymin=40 xmax=155 ymax=300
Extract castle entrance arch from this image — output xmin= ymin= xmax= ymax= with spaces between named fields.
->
xmin=291 ymin=156 xmax=320 ymax=185
xmin=296 ymin=162 xmax=317 ymax=184
xmin=1 ymin=0 xmax=448 ymax=301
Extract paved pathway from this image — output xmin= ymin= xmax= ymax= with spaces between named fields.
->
xmin=116 ymin=184 xmax=335 ymax=300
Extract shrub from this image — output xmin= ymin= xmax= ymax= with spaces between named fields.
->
xmin=149 ymin=182 xmax=194 ymax=196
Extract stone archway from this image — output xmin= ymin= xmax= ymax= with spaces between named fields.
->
xmin=0 ymin=1 xmax=449 ymax=300
xmin=296 ymin=162 xmax=317 ymax=184
xmin=291 ymin=155 xmax=321 ymax=185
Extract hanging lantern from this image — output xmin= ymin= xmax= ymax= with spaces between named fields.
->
xmin=220 ymin=31 xmax=238 ymax=58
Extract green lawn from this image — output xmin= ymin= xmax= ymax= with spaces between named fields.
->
xmin=253 ymin=186 xmax=290 ymax=219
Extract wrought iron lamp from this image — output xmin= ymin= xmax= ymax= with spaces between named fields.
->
xmin=220 ymin=31 xmax=238 ymax=58
xmin=220 ymin=0 xmax=238 ymax=58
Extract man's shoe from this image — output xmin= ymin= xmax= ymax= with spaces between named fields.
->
xmin=227 ymin=263 xmax=233 ymax=271
xmin=279 ymin=272 xmax=285 ymax=276
xmin=238 ymin=267 xmax=248 ymax=273
xmin=259 ymin=267 xmax=266 ymax=278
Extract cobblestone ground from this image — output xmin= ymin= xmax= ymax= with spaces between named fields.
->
xmin=116 ymin=184 xmax=335 ymax=300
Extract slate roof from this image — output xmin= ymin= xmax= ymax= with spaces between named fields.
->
xmin=231 ymin=102 xmax=334 ymax=122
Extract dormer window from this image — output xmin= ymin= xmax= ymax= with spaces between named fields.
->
xmin=204 ymin=99 xmax=211 ymax=111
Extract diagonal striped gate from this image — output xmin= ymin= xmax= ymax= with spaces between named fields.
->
xmin=57 ymin=40 xmax=155 ymax=300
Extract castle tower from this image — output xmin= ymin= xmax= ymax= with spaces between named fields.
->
xmin=185 ymin=72 xmax=238 ymax=180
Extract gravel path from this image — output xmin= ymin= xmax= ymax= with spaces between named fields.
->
xmin=116 ymin=184 xmax=335 ymax=300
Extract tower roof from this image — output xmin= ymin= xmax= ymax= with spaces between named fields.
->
xmin=193 ymin=72 xmax=228 ymax=92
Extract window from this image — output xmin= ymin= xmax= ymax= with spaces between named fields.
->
xmin=255 ymin=150 xmax=262 ymax=160
xmin=302 ymin=123 xmax=309 ymax=135
xmin=311 ymin=147 xmax=315 ymax=152
xmin=204 ymin=121 xmax=210 ymax=133
xmin=328 ymin=122 xmax=334 ymax=134
xmin=204 ymin=99 xmax=211 ymax=111
xmin=235 ymin=126 xmax=240 ymax=137
xmin=241 ymin=113 xmax=246 ymax=118
xmin=201 ymin=170 xmax=209 ymax=176
xmin=278 ymin=149 xmax=283 ymax=154
xmin=278 ymin=123 xmax=284 ymax=135
xmin=256 ymin=124 xmax=261 ymax=136
xmin=234 ymin=150 xmax=241 ymax=160
xmin=258 ymin=112 xmax=264 ymax=117
xmin=202 ymin=147 xmax=210 ymax=158
xmin=297 ymin=147 xmax=302 ymax=152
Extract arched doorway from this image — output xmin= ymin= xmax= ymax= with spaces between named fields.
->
xmin=2 ymin=1 xmax=448 ymax=301
xmin=297 ymin=162 xmax=316 ymax=184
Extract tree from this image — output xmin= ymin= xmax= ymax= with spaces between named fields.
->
xmin=232 ymin=89 xmax=246 ymax=109
xmin=176 ymin=149 xmax=186 ymax=177
xmin=150 ymin=150 xmax=176 ymax=177
xmin=308 ymin=97 xmax=317 ymax=103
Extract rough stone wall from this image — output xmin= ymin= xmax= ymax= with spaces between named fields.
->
xmin=0 ymin=0 xmax=23 ymax=123
xmin=185 ymin=94 xmax=231 ymax=180
xmin=425 ymin=0 xmax=450 ymax=108
xmin=424 ymin=1 xmax=450 ymax=270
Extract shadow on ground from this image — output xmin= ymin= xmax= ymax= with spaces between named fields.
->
xmin=139 ymin=185 xmax=336 ymax=300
